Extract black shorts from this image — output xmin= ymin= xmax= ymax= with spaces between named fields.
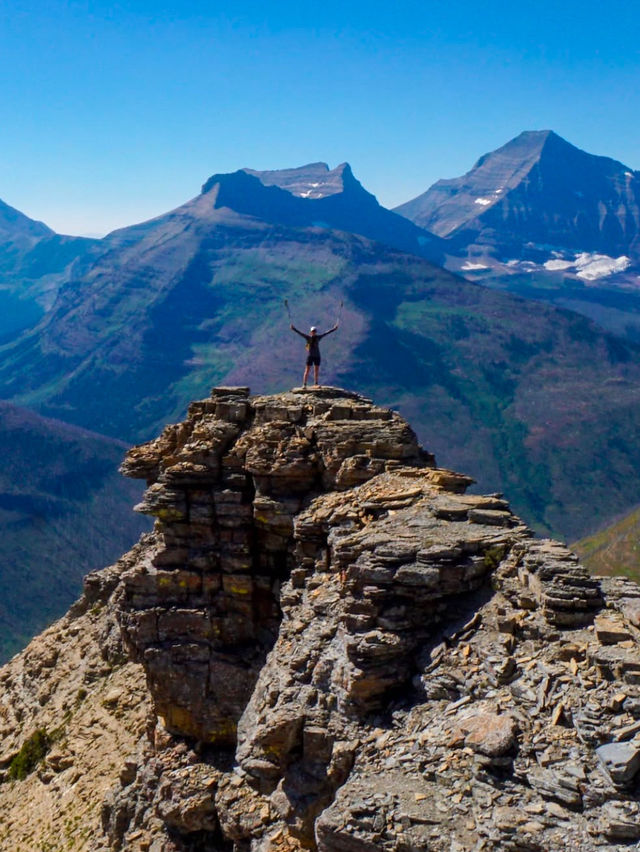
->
xmin=306 ymin=355 xmax=321 ymax=366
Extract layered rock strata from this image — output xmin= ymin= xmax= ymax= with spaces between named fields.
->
xmin=4 ymin=387 xmax=640 ymax=851
xmin=117 ymin=387 xmax=432 ymax=743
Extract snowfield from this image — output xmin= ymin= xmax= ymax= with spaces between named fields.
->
xmin=544 ymin=259 xmax=574 ymax=271
xmin=461 ymin=261 xmax=489 ymax=270
xmin=574 ymin=253 xmax=631 ymax=280
xmin=528 ymin=253 xmax=631 ymax=280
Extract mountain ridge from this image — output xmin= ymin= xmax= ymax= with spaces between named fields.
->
xmin=243 ymin=161 xmax=355 ymax=199
xmin=0 ymin=195 xmax=99 ymax=340
xmin=0 ymin=197 xmax=52 ymax=246
xmin=200 ymin=163 xmax=445 ymax=262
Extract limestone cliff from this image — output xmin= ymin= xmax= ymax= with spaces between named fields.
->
xmin=3 ymin=387 xmax=640 ymax=851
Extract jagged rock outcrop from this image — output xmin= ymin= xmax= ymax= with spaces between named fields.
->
xmin=117 ymin=387 xmax=433 ymax=746
xmin=5 ymin=386 xmax=640 ymax=851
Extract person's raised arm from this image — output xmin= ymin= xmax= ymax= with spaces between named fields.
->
xmin=318 ymin=324 xmax=339 ymax=339
xmin=290 ymin=324 xmax=307 ymax=338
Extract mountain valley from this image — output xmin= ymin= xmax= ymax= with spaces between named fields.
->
xmin=2 ymin=159 xmax=640 ymax=545
xmin=0 ymin=401 xmax=147 ymax=659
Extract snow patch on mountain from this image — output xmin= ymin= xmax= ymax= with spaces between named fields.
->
xmin=544 ymin=259 xmax=573 ymax=271
xmin=474 ymin=198 xmax=492 ymax=206
xmin=461 ymin=261 xmax=489 ymax=270
xmin=508 ymin=252 xmax=632 ymax=281
xmin=574 ymin=253 xmax=631 ymax=280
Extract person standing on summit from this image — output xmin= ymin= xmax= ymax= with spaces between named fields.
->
xmin=290 ymin=321 xmax=339 ymax=388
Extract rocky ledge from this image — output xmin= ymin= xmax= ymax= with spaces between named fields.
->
xmin=3 ymin=387 xmax=640 ymax=851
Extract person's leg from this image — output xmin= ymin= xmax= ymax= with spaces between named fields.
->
xmin=303 ymin=364 xmax=310 ymax=387
xmin=314 ymin=364 xmax=320 ymax=386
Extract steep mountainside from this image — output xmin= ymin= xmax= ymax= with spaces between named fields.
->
xmin=236 ymin=162 xmax=445 ymax=262
xmin=480 ymin=276 xmax=640 ymax=347
xmin=0 ymin=160 xmax=440 ymax=352
xmin=3 ymin=388 xmax=640 ymax=851
xmin=0 ymin=195 xmax=98 ymax=340
xmin=0 ymin=197 xmax=55 ymax=339
xmin=573 ymin=506 xmax=640 ymax=582
xmin=0 ymin=197 xmax=52 ymax=263
xmin=0 ymin=557 xmax=150 ymax=848
xmin=395 ymin=130 xmax=640 ymax=257
xmin=0 ymin=402 xmax=147 ymax=660
xmin=395 ymin=131 xmax=640 ymax=342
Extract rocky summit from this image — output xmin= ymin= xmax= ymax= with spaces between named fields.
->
xmin=3 ymin=387 xmax=640 ymax=851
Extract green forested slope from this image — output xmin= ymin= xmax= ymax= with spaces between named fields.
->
xmin=0 ymin=402 xmax=148 ymax=660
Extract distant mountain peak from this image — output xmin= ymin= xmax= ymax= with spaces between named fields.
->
xmin=395 ymin=130 xmax=640 ymax=256
xmin=514 ymin=128 xmax=559 ymax=143
xmin=195 ymin=162 xmax=444 ymax=263
xmin=492 ymin=129 xmax=607 ymax=165
xmin=0 ymin=196 xmax=53 ymax=241
xmin=200 ymin=163 xmax=359 ymax=201
xmin=469 ymin=129 xmax=568 ymax=175
xmin=465 ymin=130 xmax=634 ymax=189
xmin=243 ymin=162 xmax=356 ymax=199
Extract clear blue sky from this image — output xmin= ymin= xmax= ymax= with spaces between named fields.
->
xmin=1 ymin=0 xmax=639 ymax=235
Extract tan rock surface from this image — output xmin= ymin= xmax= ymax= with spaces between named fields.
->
xmin=0 ymin=548 xmax=150 ymax=850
